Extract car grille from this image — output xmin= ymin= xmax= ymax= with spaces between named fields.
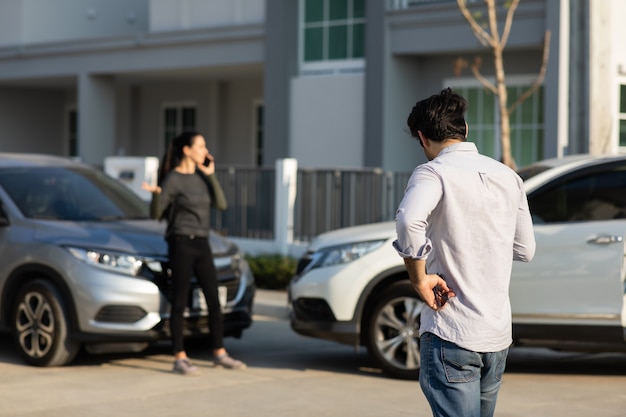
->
xmin=292 ymin=297 xmax=336 ymax=322
xmin=147 ymin=254 xmax=241 ymax=305
xmin=94 ymin=305 xmax=148 ymax=323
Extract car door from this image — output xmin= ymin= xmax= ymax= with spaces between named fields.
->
xmin=511 ymin=162 xmax=626 ymax=330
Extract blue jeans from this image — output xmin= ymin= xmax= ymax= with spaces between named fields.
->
xmin=419 ymin=332 xmax=508 ymax=417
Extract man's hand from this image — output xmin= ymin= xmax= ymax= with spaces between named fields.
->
xmin=403 ymin=258 xmax=456 ymax=311
xmin=414 ymin=274 xmax=455 ymax=311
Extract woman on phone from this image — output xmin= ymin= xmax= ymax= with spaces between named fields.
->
xmin=147 ymin=131 xmax=245 ymax=375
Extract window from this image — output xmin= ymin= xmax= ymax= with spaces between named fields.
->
xmin=301 ymin=0 xmax=366 ymax=74
xmin=619 ymin=84 xmax=626 ymax=148
xmin=163 ymin=104 xmax=196 ymax=148
xmin=528 ymin=165 xmax=626 ymax=223
xmin=448 ymin=80 xmax=543 ymax=167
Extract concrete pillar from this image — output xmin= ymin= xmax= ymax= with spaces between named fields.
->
xmin=588 ymin=0 xmax=614 ymax=154
xmin=263 ymin=0 xmax=298 ymax=166
xmin=274 ymin=158 xmax=298 ymax=255
xmin=78 ymin=73 xmax=116 ymax=166
xmin=544 ymin=0 xmax=570 ymax=158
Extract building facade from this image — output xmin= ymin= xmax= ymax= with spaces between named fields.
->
xmin=0 ymin=0 xmax=624 ymax=172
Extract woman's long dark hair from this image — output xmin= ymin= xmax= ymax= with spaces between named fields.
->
xmin=157 ymin=131 xmax=201 ymax=186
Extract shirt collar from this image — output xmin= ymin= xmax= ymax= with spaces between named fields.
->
xmin=437 ymin=141 xmax=478 ymax=157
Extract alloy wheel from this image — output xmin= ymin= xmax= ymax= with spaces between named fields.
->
xmin=15 ymin=291 xmax=56 ymax=359
xmin=371 ymin=295 xmax=423 ymax=373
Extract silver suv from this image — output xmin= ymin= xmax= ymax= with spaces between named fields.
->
xmin=0 ymin=153 xmax=255 ymax=366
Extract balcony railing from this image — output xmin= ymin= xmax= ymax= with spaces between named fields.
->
xmin=387 ymin=0 xmax=478 ymax=10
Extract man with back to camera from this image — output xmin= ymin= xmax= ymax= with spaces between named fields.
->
xmin=393 ymin=88 xmax=536 ymax=417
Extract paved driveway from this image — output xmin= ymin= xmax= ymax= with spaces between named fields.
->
xmin=0 ymin=290 xmax=625 ymax=417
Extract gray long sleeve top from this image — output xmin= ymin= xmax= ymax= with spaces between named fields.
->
xmin=158 ymin=170 xmax=211 ymax=238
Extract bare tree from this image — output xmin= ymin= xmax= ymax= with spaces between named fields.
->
xmin=456 ymin=0 xmax=551 ymax=169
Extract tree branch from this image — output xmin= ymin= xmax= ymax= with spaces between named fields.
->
xmin=500 ymin=0 xmax=520 ymax=47
xmin=471 ymin=57 xmax=498 ymax=95
xmin=487 ymin=0 xmax=501 ymax=47
xmin=507 ymin=30 xmax=551 ymax=114
xmin=457 ymin=0 xmax=494 ymax=47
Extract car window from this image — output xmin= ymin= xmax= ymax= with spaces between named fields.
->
xmin=0 ymin=167 xmax=150 ymax=221
xmin=528 ymin=166 xmax=626 ymax=223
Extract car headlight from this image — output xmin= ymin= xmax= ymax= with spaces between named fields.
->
xmin=306 ymin=239 xmax=386 ymax=271
xmin=65 ymin=246 xmax=160 ymax=276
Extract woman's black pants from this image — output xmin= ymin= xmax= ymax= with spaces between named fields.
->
xmin=167 ymin=235 xmax=224 ymax=354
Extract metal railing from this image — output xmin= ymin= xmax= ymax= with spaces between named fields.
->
xmin=211 ymin=166 xmax=276 ymax=240
xmin=387 ymin=0 xmax=478 ymax=10
xmin=211 ymin=166 xmax=412 ymax=243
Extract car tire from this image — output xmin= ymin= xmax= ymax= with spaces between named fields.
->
xmin=365 ymin=281 xmax=423 ymax=380
xmin=12 ymin=279 xmax=79 ymax=367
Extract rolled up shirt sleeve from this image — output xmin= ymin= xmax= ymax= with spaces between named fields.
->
xmin=393 ymin=166 xmax=443 ymax=259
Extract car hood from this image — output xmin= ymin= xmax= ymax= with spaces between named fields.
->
xmin=33 ymin=219 xmax=169 ymax=257
xmin=308 ymin=221 xmax=396 ymax=251
xmin=31 ymin=219 xmax=238 ymax=258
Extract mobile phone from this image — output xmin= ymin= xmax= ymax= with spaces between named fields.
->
xmin=433 ymin=285 xmax=449 ymax=308
xmin=434 ymin=273 xmax=450 ymax=308
xmin=203 ymin=157 xmax=212 ymax=167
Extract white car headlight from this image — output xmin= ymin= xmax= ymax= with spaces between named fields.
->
xmin=308 ymin=240 xmax=386 ymax=270
xmin=66 ymin=246 xmax=155 ymax=276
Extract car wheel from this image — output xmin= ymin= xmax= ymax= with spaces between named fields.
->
xmin=365 ymin=281 xmax=423 ymax=380
xmin=13 ymin=279 xmax=79 ymax=367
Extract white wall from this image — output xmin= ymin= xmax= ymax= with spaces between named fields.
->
xmin=8 ymin=0 xmax=149 ymax=45
xmin=290 ymin=74 xmax=365 ymax=168
xmin=149 ymin=0 xmax=264 ymax=32
xmin=0 ymin=0 xmax=22 ymax=47
xmin=611 ymin=0 xmax=626 ymax=71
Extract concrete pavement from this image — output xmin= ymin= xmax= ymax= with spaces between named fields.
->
xmin=253 ymin=288 xmax=290 ymax=320
xmin=1 ymin=289 xmax=625 ymax=417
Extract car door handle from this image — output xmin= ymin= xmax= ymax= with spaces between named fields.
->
xmin=586 ymin=234 xmax=624 ymax=245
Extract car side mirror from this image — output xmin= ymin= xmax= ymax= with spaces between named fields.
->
xmin=0 ymin=200 xmax=10 ymax=226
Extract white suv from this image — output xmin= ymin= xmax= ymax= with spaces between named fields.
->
xmin=289 ymin=154 xmax=626 ymax=379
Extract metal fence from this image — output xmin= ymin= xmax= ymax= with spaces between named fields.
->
xmin=211 ymin=166 xmax=276 ymax=239
xmin=211 ymin=166 xmax=412 ymax=243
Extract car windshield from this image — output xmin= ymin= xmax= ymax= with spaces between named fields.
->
xmin=0 ymin=166 xmax=150 ymax=221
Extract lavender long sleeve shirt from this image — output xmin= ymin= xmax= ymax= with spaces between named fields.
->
xmin=393 ymin=142 xmax=536 ymax=352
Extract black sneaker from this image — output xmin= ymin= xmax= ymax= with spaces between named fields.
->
xmin=173 ymin=358 xmax=201 ymax=375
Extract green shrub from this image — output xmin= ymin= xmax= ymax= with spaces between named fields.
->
xmin=245 ymin=254 xmax=297 ymax=290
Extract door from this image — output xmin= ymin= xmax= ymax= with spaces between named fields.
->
xmin=510 ymin=162 xmax=626 ymax=328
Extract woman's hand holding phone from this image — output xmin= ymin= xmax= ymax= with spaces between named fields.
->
xmin=198 ymin=153 xmax=215 ymax=175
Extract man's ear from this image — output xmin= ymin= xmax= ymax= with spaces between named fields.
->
xmin=418 ymin=131 xmax=428 ymax=148
xmin=465 ymin=121 xmax=469 ymax=139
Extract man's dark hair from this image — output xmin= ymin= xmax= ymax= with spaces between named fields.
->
xmin=407 ymin=87 xmax=468 ymax=143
